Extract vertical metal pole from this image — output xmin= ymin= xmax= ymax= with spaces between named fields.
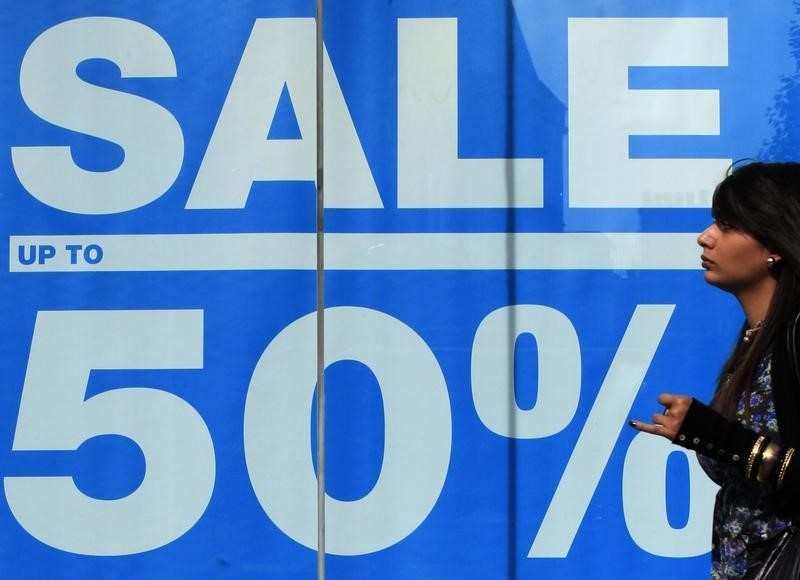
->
xmin=315 ymin=0 xmax=326 ymax=578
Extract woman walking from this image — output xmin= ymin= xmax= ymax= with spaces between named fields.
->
xmin=631 ymin=162 xmax=800 ymax=578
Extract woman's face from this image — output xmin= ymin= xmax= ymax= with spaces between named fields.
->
xmin=697 ymin=219 xmax=775 ymax=293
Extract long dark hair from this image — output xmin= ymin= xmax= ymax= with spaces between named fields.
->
xmin=711 ymin=162 xmax=800 ymax=418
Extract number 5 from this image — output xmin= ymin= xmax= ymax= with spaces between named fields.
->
xmin=4 ymin=310 xmax=215 ymax=556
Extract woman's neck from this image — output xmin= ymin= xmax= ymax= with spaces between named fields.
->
xmin=736 ymin=278 xmax=777 ymax=327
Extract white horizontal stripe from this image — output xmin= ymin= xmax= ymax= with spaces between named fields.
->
xmin=9 ymin=233 xmax=701 ymax=272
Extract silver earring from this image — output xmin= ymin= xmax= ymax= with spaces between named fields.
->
xmin=767 ymin=256 xmax=777 ymax=269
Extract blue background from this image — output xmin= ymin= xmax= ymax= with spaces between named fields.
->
xmin=1 ymin=0 xmax=798 ymax=577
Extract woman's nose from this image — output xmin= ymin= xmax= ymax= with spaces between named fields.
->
xmin=697 ymin=225 xmax=714 ymax=247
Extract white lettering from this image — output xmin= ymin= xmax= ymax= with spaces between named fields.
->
xmin=244 ymin=306 xmax=451 ymax=555
xmin=623 ymin=433 xmax=717 ymax=557
xmin=11 ymin=17 xmax=184 ymax=214
xmin=187 ymin=19 xmax=381 ymax=209
xmin=4 ymin=310 xmax=214 ymax=555
xmin=472 ymin=305 xmax=581 ymax=437
xmin=398 ymin=18 xmax=543 ymax=208
xmin=568 ymin=18 xmax=729 ymax=208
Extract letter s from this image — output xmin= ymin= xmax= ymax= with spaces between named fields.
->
xmin=11 ymin=17 xmax=183 ymax=214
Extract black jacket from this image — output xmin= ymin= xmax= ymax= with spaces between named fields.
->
xmin=676 ymin=310 xmax=800 ymax=496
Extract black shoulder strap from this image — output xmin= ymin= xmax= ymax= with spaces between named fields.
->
xmin=772 ymin=311 xmax=800 ymax=447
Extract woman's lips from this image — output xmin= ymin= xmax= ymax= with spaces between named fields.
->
xmin=701 ymin=255 xmax=714 ymax=268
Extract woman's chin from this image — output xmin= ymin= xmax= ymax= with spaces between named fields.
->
xmin=702 ymin=271 xmax=728 ymax=290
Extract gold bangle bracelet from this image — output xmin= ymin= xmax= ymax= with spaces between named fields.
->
xmin=778 ymin=447 xmax=796 ymax=491
xmin=746 ymin=435 xmax=767 ymax=480
xmin=757 ymin=442 xmax=780 ymax=483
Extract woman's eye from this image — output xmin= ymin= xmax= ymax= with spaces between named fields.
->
xmin=716 ymin=219 xmax=733 ymax=231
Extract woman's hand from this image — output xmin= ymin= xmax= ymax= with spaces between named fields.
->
xmin=629 ymin=393 xmax=693 ymax=441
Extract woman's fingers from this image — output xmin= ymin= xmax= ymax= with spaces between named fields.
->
xmin=629 ymin=417 xmax=678 ymax=440
xmin=658 ymin=394 xmax=692 ymax=415
xmin=629 ymin=393 xmax=694 ymax=441
xmin=628 ymin=420 xmax=665 ymax=437
xmin=657 ymin=393 xmax=678 ymax=407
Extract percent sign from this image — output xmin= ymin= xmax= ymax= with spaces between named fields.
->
xmin=528 ymin=304 xmax=674 ymax=556
xmin=474 ymin=304 xmax=678 ymax=557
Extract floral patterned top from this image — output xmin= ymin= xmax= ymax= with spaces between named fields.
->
xmin=697 ymin=352 xmax=794 ymax=579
